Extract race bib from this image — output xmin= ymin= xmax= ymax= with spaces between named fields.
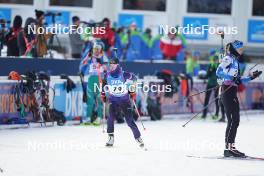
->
xmin=89 ymin=63 xmax=103 ymax=75
xmin=107 ymin=75 xmax=128 ymax=97
xmin=109 ymin=84 xmax=128 ymax=97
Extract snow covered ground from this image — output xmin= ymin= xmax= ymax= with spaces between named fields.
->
xmin=0 ymin=113 xmax=264 ymax=176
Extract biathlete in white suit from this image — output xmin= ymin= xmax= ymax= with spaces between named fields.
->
xmin=216 ymin=40 xmax=262 ymax=157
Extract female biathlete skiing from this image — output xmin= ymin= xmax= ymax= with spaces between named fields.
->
xmin=216 ymin=40 xmax=262 ymax=157
xmin=79 ymin=41 xmax=109 ymax=125
xmin=100 ymin=56 xmax=144 ymax=148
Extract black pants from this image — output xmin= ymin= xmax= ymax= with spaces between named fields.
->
xmin=218 ymin=97 xmax=226 ymax=120
xmin=218 ymin=87 xmax=226 ymax=120
xmin=202 ymin=85 xmax=219 ymax=117
xmin=222 ymin=85 xmax=240 ymax=144
xmin=107 ymin=100 xmax=141 ymax=139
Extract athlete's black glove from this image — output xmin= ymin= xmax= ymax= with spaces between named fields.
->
xmin=251 ymin=70 xmax=262 ymax=80
xmin=232 ymin=76 xmax=242 ymax=85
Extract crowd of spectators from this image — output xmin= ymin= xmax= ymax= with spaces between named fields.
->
xmin=2 ymin=10 xmax=188 ymax=62
xmin=68 ymin=15 xmax=187 ymax=62
xmin=2 ymin=10 xmax=53 ymax=58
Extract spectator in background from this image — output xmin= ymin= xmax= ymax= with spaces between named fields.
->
xmin=160 ymin=30 xmax=186 ymax=60
xmin=140 ymin=28 xmax=152 ymax=59
xmin=142 ymin=28 xmax=152 ymax=43
xmin=5 ymin=15 xmax=23 ymax=56
xmin=150 ymin=33 xmax=162 ymax=60
xmin=201 ymin=53 xmax=221 ymax=119
xmin=208 ymin=48 xmax=217 ymax=64
xmin=185 ymin=51 xmax=200 ymax=76
xmin=94 ymin=18 xmax=115 ymax=56
xmin=185 ymin=51 xmax=194 ymax=76
xmin=35 ymin=9 xmax=52 ymax=57
xmin=192 ymin=51 xmax=201 ymax=76
xmin=69 ymin=16 xmax=84 ymax=59
xmin=121 ymin=22 xmax=142 ymax=61
xmin=17 ymin=17 xmax=37 ymax=57
xmin=114 ymin=27 xmax=125 ymax=59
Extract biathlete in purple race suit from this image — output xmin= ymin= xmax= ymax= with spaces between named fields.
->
xmin=100 ymin=57 xmax=144 ymax=148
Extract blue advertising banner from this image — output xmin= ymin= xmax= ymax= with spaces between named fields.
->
xmin=0 ymin=83 xmax=17 ymax=118
xmin=182 ymin=17 xmax=208 ymax=40
xmin=0 ymin=8 xmax=11 ymax=29
xmin=53 ymin=83 xmax=87 ymax=120
xmin=0 ymin=82 xmax=33 ymax=124
xmin=248 ymin=20 xmax=264 ymax=43
xmin=118 ymin=13 xmax=143 ymax=30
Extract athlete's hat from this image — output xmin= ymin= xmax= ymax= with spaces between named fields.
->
xmin=109 ymin=57 xmax=119 ymax=64
xmin=93 ymin=41 xmax=105 ymax=50
xmin=232 ymin=40 xmax=243 ymax=49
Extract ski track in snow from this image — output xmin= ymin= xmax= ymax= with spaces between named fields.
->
xmin=0 ymin=113 xmax=264 ymax=176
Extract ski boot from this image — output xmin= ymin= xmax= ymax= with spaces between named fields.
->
xmin=199 ymin=115 xmax=206 ymax=120
xmin=82 ymin=121 xmax=91 ymax=126
xmin=136 ymin=137 xmax=145 ymax=148
xmin=92 ymin=117 xmax=101 ymax=126
xmin=224 ymin=143 xmax=246 ymax=158
xmin=80 ymin=118 xmax=92 ymax=126
xmin=218 ymin=117 xmax=226 ymax=122
xmin=211 ymin=115 xmax=218 ymax=120
xmin=106 ymin=134 xmax=114 ymax=147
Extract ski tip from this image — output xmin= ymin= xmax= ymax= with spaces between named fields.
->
xmin=245 ymin=155 xmax=264 ymax=161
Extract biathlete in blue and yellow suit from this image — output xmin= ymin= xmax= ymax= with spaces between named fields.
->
xmin=216 ymin=40 xmax=262 ymax=158
xmin=79 ymin=41 xmax=109 ymax=124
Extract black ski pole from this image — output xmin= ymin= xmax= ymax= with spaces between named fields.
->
xmin=174 ymin=85 xmax=220 ymax=103
xmin=79 ymin=72 xmax=88 ymax=102
xmin=249 ymin=63 xmax=259 ymax=72
xmin=218 ymin=31 xmax=224 ymax=52
xmin=132 ymin=99 xmax=146 ymax=131
xmin=182 ymin=85 xmax=232 ymax=127
xmin=193 ymin=87 xmax=215 ymax=117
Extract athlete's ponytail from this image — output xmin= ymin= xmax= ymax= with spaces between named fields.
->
xmin=225 ymin=42 xmax=240 ymax=58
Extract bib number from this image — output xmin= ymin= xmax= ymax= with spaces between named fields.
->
xmin=109 ymin=84 xmax=128 ymax=97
